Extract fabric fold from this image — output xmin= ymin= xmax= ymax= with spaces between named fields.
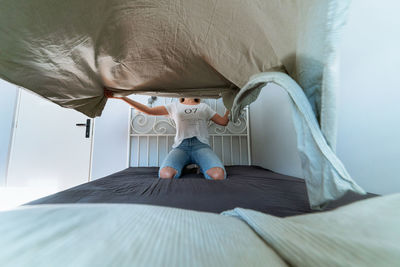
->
xmin=230 ymin=72 xmax=365 ymax=209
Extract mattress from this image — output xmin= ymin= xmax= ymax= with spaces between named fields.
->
xmin=26 ymin=165 xmax=375 ymax=217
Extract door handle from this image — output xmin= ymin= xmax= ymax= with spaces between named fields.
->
xmin=76 ymin=119 xmax=91 ymax=138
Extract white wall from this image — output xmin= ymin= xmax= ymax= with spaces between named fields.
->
xmin=336 ymin=0 xmax=400 ymax=194
xmin=250 ymin=0 xmax=400 ymax=194
xmin=90 ymin=95 xmax=148 ymax=180
xmin=90 ymin=100 xmax=130 ymax=180
xmin=0 ymin=80 xmax=18 ymax=186
xmin=249 ymin=83 xmax=302 ymax=178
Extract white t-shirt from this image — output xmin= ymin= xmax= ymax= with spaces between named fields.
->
xmin=165 ymin=102 xmax=217 ymax=148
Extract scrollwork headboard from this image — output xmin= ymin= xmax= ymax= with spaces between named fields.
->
xmin=128 ymin=97 xmax=251 ymax=167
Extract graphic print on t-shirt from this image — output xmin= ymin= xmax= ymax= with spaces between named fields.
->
xmin=184 ymin=107 xmax=197 ymax=114
xmin=182 ymin=107 xmax=200 ymax=126
xmin=164 ymin=102 xmax=217 ymax=148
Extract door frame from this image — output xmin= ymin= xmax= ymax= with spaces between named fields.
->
xmin=6 ymin=88 xmax=95 ymax=186
xmin=1 ymin=86 xmax=20 ymax=187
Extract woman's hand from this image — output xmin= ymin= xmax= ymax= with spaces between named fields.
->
xmin=211 ymin=109 xmax=230 ymax=126
xmin=104 ymin=88 xmax=122 ymax=99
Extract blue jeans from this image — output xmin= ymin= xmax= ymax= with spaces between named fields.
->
xmin=159 ymin=137 xmax=226 ymax=179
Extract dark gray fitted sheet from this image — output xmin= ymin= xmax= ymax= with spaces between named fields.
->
xmin=26 ymin=166 xmax=376 ymax=217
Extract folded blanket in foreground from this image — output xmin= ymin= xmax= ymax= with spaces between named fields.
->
xmin=223 ymin=193 xmax=400 ymax=267
xmin=0 ymin=194 xmax=398 ymax=267
xmin=0 ymin=204 xmax=287 ymax=267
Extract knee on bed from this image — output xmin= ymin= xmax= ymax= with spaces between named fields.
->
xmin=159 ymin=167 xmax=178 ymax=179
xmin=206 ymin=167 xmax=225 ymax=180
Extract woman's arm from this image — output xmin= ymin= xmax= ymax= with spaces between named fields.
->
xmin=120 ymin=97 xmax=168 ymax=116
xmin=104 ymin=89 xmax=168 ymax=116
xmin=211 ymin=110 xmax=230 ymax=126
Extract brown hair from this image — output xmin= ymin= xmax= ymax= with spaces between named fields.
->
xmin=179 ymin=98 xmax=200 ymax=103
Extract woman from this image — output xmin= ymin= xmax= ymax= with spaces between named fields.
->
xmin=104 ymin=89 xmax=229 ymax=180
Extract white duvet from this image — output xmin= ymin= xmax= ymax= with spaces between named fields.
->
xmin=0 ymin=0 xmax=349 ymax=150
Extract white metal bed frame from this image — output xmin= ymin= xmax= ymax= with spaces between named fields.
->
xmin=127 ymin=98 xmax=251 ymax=167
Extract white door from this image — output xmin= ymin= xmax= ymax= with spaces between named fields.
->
xmin=7 ymin=89 xmax=94 ymax=192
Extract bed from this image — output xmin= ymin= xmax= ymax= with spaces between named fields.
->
xmin=13 ymin=164 xmax=390 ymax=267
xmin=26 ymin=165 xmax=375 ymax=217
xmin=25 ymin=98 xmax=374 ymax=215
